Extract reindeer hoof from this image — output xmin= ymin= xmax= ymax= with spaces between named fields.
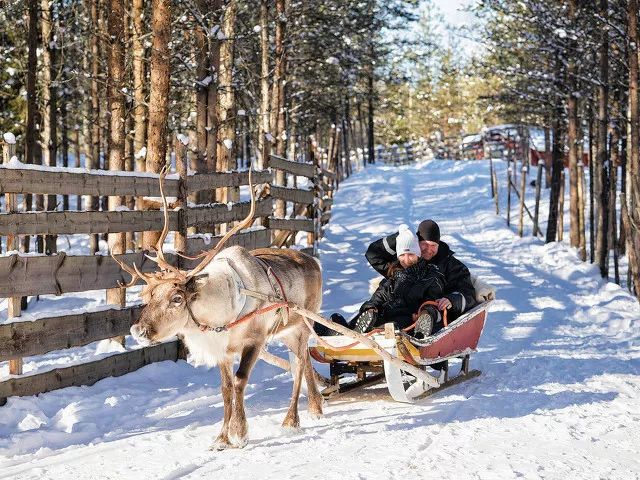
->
xmin=228 ymin=434 xmax=248 ymax=449
xmin=281 ymin=415 xmax=301 ymax=431
xmin=210 ymin=439 xmax=233 ymax=451
xmin=308 ymin=411 xmax=323 ymax=420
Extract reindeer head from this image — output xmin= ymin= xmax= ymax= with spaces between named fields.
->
xmin=113 ymin=166 xmax=256 ymax=345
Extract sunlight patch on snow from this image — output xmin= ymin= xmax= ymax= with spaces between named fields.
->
xmin=502 ymin=326 xmax=536 ymax=340
xmin=530 ymin=296 xmax=565 ymax=310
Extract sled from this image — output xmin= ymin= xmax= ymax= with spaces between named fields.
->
xmin=308 ymin=301 xmax=490 ymax=403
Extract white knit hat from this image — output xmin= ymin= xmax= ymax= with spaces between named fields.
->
xmin=396 ymin=224 xmax=421 ymax=258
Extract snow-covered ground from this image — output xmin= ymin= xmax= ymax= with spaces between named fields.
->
xmin=1 ymin=159 xmax=639 ymax=479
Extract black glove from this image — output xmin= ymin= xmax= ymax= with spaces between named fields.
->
xmin=359 ymin=301 xmax=377 ymax=313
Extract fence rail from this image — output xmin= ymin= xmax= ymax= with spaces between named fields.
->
xmin=0 ymin=341 xmax=179 ymax=400
xmin=0 ymin=165 xmax=272 ymax=197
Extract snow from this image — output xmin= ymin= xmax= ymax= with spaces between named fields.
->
xmin=2 ymin=132 xmax=16 ymax=144
xmin=1 ymin=159 xmax=639 ymax=479
xmin=176 ymin=133 xmax=190 ymax=146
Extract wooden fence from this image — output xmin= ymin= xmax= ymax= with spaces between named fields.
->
xmin=0 ymin=140 xmax=335 ymax=405
xmin=376 ymin=140 xmax=430 ymax=165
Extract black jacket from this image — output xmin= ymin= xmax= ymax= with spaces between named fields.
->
xmin=361 ymin=258 xmax=446 ymax=326
xmin=365 ymin=234 xmax=476 ymax=317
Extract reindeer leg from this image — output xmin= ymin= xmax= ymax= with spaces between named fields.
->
xmin=282 ymin=334 xmax=306 ymax=430
xmin=211 ymin=358 xmax=234 ymax=451
xmin=228 ymin=343 xmax=261 ymax=448
xmin=302 ymin=344 xmax=324 ymax=419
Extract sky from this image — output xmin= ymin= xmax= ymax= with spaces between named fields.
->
xmin=431 ymin=0 xmax=483 ymax=58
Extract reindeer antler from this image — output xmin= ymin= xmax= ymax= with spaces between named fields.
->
xmin=112 ymin=165 xmax=188 ymax=288
xmin=113 ymin=165 xmax=256 ymax=288
xmin=143 ymin=165 xmax=188 ymax=282
xmin=110 ymin=249 xmax=154 ymax=288
xmin=185 ymin=166 xmax=257 ymax=280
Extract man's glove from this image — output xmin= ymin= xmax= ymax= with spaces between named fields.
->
xmin=359 ymin=301 xmax=377 ymax=313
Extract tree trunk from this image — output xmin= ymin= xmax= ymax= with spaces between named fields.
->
xmin=195 ymin=0 xmax=209 ymax=205
xmin=627 ymin=0 xmax=640 ymax=297
xmin=41 ymin=0 xmax=58 ymax=255
xmin=567 ymin=0 xmax=580 ymax=248
xmin=610 ymin=90 xmax=621 ymax=284
xmin=106 ymin=0 xmax=127 ymax=330
xmin=596 ymin=0 xmax=610 ymax=278
xmin=588 ymin=107 xmax=595 ymax=263
xmin=207 ymin=0 xmax=222 ymax=204
xmin=544 ymin=123 xmax=551 ymax=188
xmin=143 ymin=0 xmax=172 ymax=249
xmin=216 ymin=0 xmax=238 ymax=208
xmin=132 ymin=0 xmax=147 ymax=174
xmin=22 ymin=0 xmax=39 ymax=255
xmin=546 ymin=54 xmax=564 ymax=243
xmin=257 ymin=0 xmax=270 ymax=170
xmin=87 ymin=0 xmax=101 ymax=254
xmin=61 ymin=94 xmax=70 ymax=211
xmin=273 ymin=0 xmax=287 ymax=218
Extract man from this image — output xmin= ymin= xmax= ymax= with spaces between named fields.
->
xmin=365 ymin=219 xmax=476 ymax=320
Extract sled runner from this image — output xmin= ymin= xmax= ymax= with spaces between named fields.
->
xmin=308 ymin=301 xmax=491 ymax=403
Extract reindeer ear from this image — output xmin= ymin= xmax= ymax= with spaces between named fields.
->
xmin=186 ymin=274 xmax=209 ymax=294
xmin=193 ymin=274 xmax=209 ymax=287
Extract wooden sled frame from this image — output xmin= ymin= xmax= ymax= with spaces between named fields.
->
xmin=309 ymin=302 xmax=491 ymax=403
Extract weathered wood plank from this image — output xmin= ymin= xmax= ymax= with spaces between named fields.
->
xmin=321 ymin=197 xmax=333 ymax=208
xmin=320 ymin=167 xmax=336 ymax=179
xmin=0 ymin=306 xmax=143 ymax=361
xmin=268 ymin=155 xmax=315 ymax=178
xmin=0 ymin=198 xmax=273 ymax=235
xmin=0 ymin=341 xmax=179 ymax=401
xmin=0 ymin=210 xmax=178 ymax=236
xmin=185 ymin=170 xmax=272 ymax=194
xmin=270 ymin=186 xmax=314 ymax=205
xmin=268 ymin=217 xmax=315 ymax=232
xmin=186 ymin=228 xmax=272 ymax=256
xmin=0 ymin=167 xmax=181 ymax=196
xmin=0 ymin=228 xmax=275 ymax=298
xmin=0 ymin=167 xmax=270 ymax=197
xmin=186 ymin=198 xmax=273 ymax=230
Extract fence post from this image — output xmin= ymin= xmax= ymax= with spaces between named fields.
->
xmin=533 ymin=158 xmax=544 ymax=237
xmin=3 ymin=134 xmax=23 ymax=375
xmin=518 ymin=165 xmax=527 ymax=237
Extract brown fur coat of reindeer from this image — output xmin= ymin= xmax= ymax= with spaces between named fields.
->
xmin=113 ymin=168 xmax=323 ymax=450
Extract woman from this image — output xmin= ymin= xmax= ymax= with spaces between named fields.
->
xmin=323 ymin=225 xmax=446 ymax=338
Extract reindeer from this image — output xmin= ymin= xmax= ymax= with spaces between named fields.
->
xmin=112 ymin=168 xmax=324 ymax=450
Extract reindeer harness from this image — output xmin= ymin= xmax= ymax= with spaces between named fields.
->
xmin=185 ymin=256 xmax=289 ymax=333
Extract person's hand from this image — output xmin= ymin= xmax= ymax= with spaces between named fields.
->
xmin=359 ymin=301 xmax=377 ymax=313
xmin=435 ymin=297 xmax=452 ymax=310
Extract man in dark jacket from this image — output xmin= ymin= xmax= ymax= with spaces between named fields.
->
xmin=365 ymin=219 xmax=476 ymax=320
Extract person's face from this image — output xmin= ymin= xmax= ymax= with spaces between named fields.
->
xmin=398 ymin=253 xmax=419 ymax=268
xmin=419 ymin=240 xmax=439 ymax=261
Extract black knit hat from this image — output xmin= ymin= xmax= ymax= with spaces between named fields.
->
xmin=417 ymin=219 xmax=440 ymax=242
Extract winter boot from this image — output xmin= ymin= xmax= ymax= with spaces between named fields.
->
xmin=352 ymin=309 xmax=378 ymax=333
xmin=413 ymin=305 xmax=441 ymax=339
xmin=313 ymin=313 xmax=348 ymax=336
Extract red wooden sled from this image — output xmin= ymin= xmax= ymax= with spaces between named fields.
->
xmin=309 ymin=301 xmax=491 ymax=403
